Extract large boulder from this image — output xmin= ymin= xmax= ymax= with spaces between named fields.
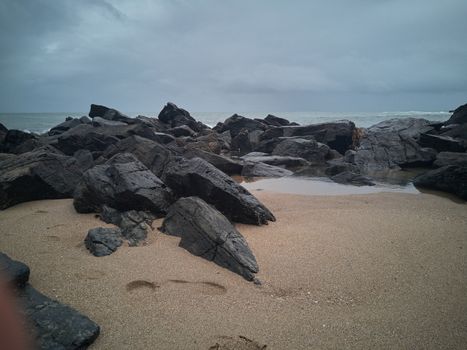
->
xmin=419 ymin=133 xmax=465 ymax=152
xmin=161 ymin=157 xmax=275 ymax=225
xmin=73 ymin=153 xmax=174 ymax=215
xmin=158 ymin=102 xmax=207 ymax=132
xmin=89 ymin=104 xmax=134 ymax=124
xmin=241 ymin=162 xmax=293 ymax=178
xmin=263 ymin=114 xmax=295 ymax=127
xmin=1 ymin=129 xmax=37 ymax=153
xmin=214 ymin=114 xmax=267 ymax=138
xmin=161 ymin=197 xmax=259 ymax=280
xmin=0 ymin=148 xmax=89 ymax=209
xmin=85 ymin=227 xmax=123 ymax=257
xmin=445 ymin=103 xmax=467 ymax=125
xmin=48 ymin=117 xmax=91 ymax=136
xmin=433 ymin=152 xmax=467 ymax=167
xmin=272 ymin=138 xmax=331 ymax=165
xmin=183 ymin=148 xmax=243 ymax=175
xmin=260 ymin=120 xmax=355 ymax=154
xmin=413 ymin=166 xmax=467 ymax=200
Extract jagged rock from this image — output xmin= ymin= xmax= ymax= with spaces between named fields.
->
xmin=272 ymin=138 xmax=331 ymax=165
xmin=0 ymin=148 xmax=88 ymax=210
xmin=433 ymin=152 xmax=467 ymax=167
xmin=241 ymin=152 xmax=309 ymax=168
xmin=419 ymin=133 xmax=465 ymax=152
xmin=85 ymin=227 xmax=123 ymax=256
xmin=445 ymin=103 xmax=467 ymax=125
xmin=241 ymin=162 xmax=293 ymax=178
xmin=158 ymin=102 xmax=207 ymax=132
xmin=161 ymin=157 xmax=275 ymax=225
xmin=231 ymin=129 xmax=253 ymax=155
xmin=183 ymin=148 xmax=243 ymax=175
xmin=168 ymin=125 xmax=196 ymax=137
xmin=214 ymin=114 xmax=267 ymax=138
xmin=260 ymin=120 xmax=355 ymax=154
xmin=100 ymin=205 xmax=155 ymax=246
xmin=89 ymin=104 xmax=134 ymax=124
xmin=100 ymin=136 xmax=174 ymax=177
xmin=413 ymin=166 xmax=467 ymax=200
xmin=263 ymin=114 xmax=293 ymax=126
xmin=48 ymin=117 xmax=88 ymax=136
xmin=73 ymin=153 xmax=173 ymax=215
xmin=0 ymin=252 xmax=30 ymax=288
xmin=330 ymin=171 xmax=375 ymax=186
xmin=19 ymin=284 xmax=100 ymax=349
xmin=161 ymin=197 xmax=259 ymax=280
xmin=92 ymin=117 xmax=127 ymax=127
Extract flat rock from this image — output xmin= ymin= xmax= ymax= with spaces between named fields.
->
xmin=241 ymin=161 xmax=293 ymax=178
xmin=0 ymin=252 xmax=30 ymax=288
xmin=85 ymin=227 xmax=123 ymax=256
xmin=162 ymin=157 xmax=275 ymax=225
xmin=413 ymin=165 xmax=467 ymax=200
xmin=161 ymin=197 xmax=259 ymax=280
xmin=241 ymin=152 xmax=309 ymax=168
xmin=419 ymin=133 xmax=465 ymax=152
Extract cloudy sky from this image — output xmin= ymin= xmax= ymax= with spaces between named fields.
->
xmin=1 ymin=0 xmax=466 ymax=112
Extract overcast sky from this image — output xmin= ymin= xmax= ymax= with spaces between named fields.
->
xmin=1 ymin=0 xmax=466 ymax=113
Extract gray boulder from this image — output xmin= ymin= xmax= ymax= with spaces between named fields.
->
xmin=89 ymin=104 xmax=134 ymax=124
xmin=241 ymin=152 xmax=309 ymax=168
xmin=419 ymin=133 xmax=465 ymax=152
xmin=272 ymin=138 xmax=331 ymax=165
xmin=161 ymin=197 xmax=259 ymax=280
xmin=85 ymin=227 xmax=123 ymax=257
xmin=158 ymin=102 xmax=207 ymax=132
xmin=330 ymin=171 xmax=375 ymax=186
xmin=241 ymin=161 xmax=293 ymax=178
xmin=445 ymin=103 xmax=467 ymax=125
xmin=161 ymin=157 xmax=275 ymax=225
xmin=183 ymin=148 xmax=243 ymax=175
xmin=214 ymin=114 xmax=267 ymax=138
xmin=413 ymin=165 xmax=467 ymax=200
xmin=434 ymin=152 xmax=467 ymax=167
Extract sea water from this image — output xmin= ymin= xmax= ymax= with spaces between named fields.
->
xmin=0 ymin=110 xmax=450 ymax=134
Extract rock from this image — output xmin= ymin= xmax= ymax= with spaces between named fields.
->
xmin=445 ymin=103 xmax=467 ymax=125
xmin=161 ymin=157 xmax=275 ymax=225
xmin=263 ymin=114 xmax=293 ymax=126
xmin=19 ymin=284 xmax=100 ymax=350
xmin=73 ymin=149 xmax=94 ymax=170
xmin=368 ymin=118 xmax=435 ymax=139
xmin=152 ymin=132 xmax=176 ymax=144
xmin=48 ymin=117 xmax=87 ymax=136
xmin=0 ymin=148 xmax=88 ymax=210
xmin=73 ymin=153 xmax=173 ymax=215
xmin=324 ymin=159 xmax=360 ymax=176
xmin=0 ymin=122 xmax=7 ymax=133
xmin=0 ymin=252 xmax=30 ymax=288
xmin=1 ymin=129 xmax=37 ymax=153
xmin=85 ymin=227 xmax=123 ymax=257
xmin=168 ymin=125 xmax=196 ymax=137
xmin=419 ymin=133 xmax=465 ymax=152
xmin=330 ymin=171 xmax=375 ymax=186
xmin=272 ymin=138 xmax=331 ymax=165
xmin=231 ymin=129 xmax=253 ymax=155
xmin=241 ymin=152 xmax=309 ymax=168
xmin=100 ymin=205 xmax=155 ymax=246
xmin=438 ymin=123 xmax=467 ymax=141
xmin=183 ymin=148 xmax=243 ymax=175
xmin=413 ymin=166 xmax=467 ymax=200
xmin=158 ymin=102 xmax=207 ymax=132
xmin=185 ymin=131 xmax=231 ymax=154
xmin=89 ymin=104 xmax=134 ymax=124
xmin=161 ymin=197 xmax=259 ymax=280
xmin=214 ymin=114 xmax=267 ymax=138
xmin=92 ymin=117 xmax=127 ymax=127
xmin=260 ymin=120 xmax=355 ymax=154
xmin=241 ymin=162 xmax=293 ymax=178
xmin=433 ymin=152 xmax=467 ymax=167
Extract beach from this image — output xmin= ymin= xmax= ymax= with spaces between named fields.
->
xmin=0 ymin=190 xmax=465 ymax=349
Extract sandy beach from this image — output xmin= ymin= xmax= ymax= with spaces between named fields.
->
xmin=0 ymin=190 xmax=466 ymax=349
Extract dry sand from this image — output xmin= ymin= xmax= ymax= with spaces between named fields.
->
xmin=0 ymin=191 xmax=466 ymax=349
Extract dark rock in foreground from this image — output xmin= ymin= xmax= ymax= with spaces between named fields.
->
xmin=162 ymin=157 xmax=275 ymax=225
xmin=0 ymin=252 xmax=30 ymax=288
xmin=19 ymin=284 xmax=100 ymax=350
xmin=85 ymin=227 xmax=123 ymax=257
xmin=161 ymin=197 xmax=259 ymax=280
xmin=413 ymin=166 xmax=467 ymax=200
xmin=73 ymin=153 xmax=173 ymax=215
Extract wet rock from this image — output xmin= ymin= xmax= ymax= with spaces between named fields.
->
xmin=241 ymin=162 xmax=293 ymax=178
xmin=241 ymin=152 xmax=309 ymax=168
xmin=161 ymin=197 xmax=259 ymax=280
xmin=73 ymin=153 xmax=174 ymax=215
xmin=419 ymin=133 xmax=465 ymax=152
xmin=89 ymin=104 xmax=134 ymax=124
xmin=19 ymin=284 xmax=100 ymax=349
xmin=183 ymin=148 xmax=243 ymax=175
xmin=445 ymin=103 xmax=467 ymax=125
xmin=214 ymin=114 xmax=267 ymax=138
xmin=0 ymin=252 xmax=30 ymax=288
xmin=413 ymin=165 xmax=467 ymax=200
xmin=158 ymin=102 xmax=207 ymax=132
xmin=85 ymin=227 xmax=123 ymax=257
xmin=330 ymin=171 xmax=375 ymax=186
xmin=161 ymin=157 xmax=275 ymax=225
xmin=433 ymin=152 xmax=467 ymax=167
xmin=272 ymin=138 xmax=331 ymax=165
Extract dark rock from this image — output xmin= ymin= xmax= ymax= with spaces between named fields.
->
xmin=89 ymin=104 xmax=134 ymax=124
xmin=419 ymin=133 xmax=465 ymax=152
xmin=0 ymin=149 xmax=87 ymax=209
xmin=73 ymin=149 xmax=94 ymax=170
xmin=161 ymin=157 xmax=275 ymax=225
xmin=0 ymin=252 xmax=30 ymax=288
xmin=92 ymin=117 xmax=127 ymax=127
xmin=19 ymin=284 xmax=100 ymax=350
xmin=439 ymin=123 xmax=467 ymax=141
xmin=168 ymin=125 xmax=196 ymax=137
xmin=185 ymin=131 xmax=231 ymax=154
xmin=48 ymin=118 xmax=85 ymax=136
xmin=85 ymin=227 xmax=123 ymax=257
xmin=158 ymin=102 xmax=207 ymax=132
xmin=241 ymin=162 xmax=293 ymax=178
xmin=413 ymin=166 xmax=467 ymax=200
xmin=330 ymin=171 xmax=376 ymax=186
xmin=161 ymin=197 xmax=259 ymax=280
xmin=263 ymin=114 xmax=293 ymax=126
xmin=433 ymin=152 xmax=467 ymax=167
xmin=272 ymin=138 xmax=331 ymax=165
xmin=445 ymin=103 xmax=467 ymax=125
xmin=152 ymin=132 xmax=176 ymax=144
xmin=241 ymin=152 xmax=310 ymax=168
xmin=260 ymin=120 xmax=355 ymax=154
xmin=183 ymin=148 xmax=243 ymax=175
xmin=214 ymin=114 xmax=267 ymax=138
xmin=73 ymin=153 xmax=173 ymax=215
xmin=325 ymin=160 xmax=360 ymax=176
xmin=231 ymin=129 xmax=253 ymax=156
xmin=0 ymin=122 xmax=7 ymax=133
xmin=1 ymin=129 xmax=36 ymax=153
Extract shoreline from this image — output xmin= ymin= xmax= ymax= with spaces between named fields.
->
xmin=1 ymin=190 xmax=465 ymax=349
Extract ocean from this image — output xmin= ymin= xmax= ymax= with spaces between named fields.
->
xmin=0 ymin=110 xmax=450 ymax=134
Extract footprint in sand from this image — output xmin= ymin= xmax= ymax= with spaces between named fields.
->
xmin=168 ymin=279 xmax=227 ymax=296
xmin=126 ymin=280 xmax=160 ymax=292
xmin=75 ymin=269 xmax=106 ymax=281
xmin=209 ymin=335 xmax=267 ymax=350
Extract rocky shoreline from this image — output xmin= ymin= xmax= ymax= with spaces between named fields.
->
xmin=0 ymin=102 xmax=466 ymax=348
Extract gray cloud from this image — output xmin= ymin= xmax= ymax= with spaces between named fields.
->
xmin=1 ymin=0 xmax=466 ymax=112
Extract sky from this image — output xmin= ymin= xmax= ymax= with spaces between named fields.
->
xmin=1 ymin=0 xmax=466 ymax=113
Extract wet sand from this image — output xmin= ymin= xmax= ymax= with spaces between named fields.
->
xmin=0 ymin=191 xmax=466 ymax=349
